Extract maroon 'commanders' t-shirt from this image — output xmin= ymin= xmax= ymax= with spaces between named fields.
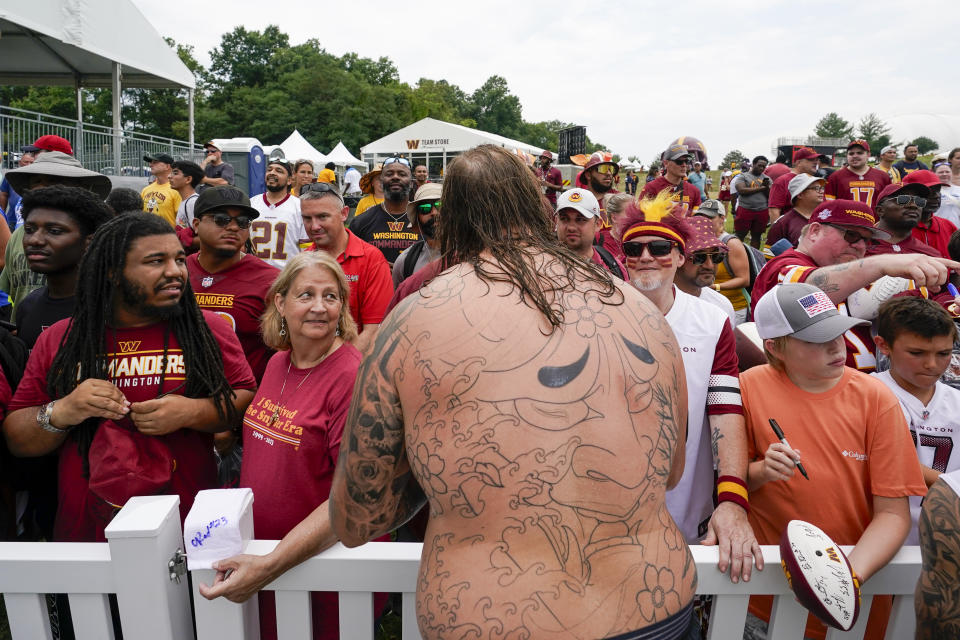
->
xmin=751 ymin=249 xmax=877 ymax=372
xmin=641 ymin=177 xmax=702 ymax=214
xmin=187 ymin=253 xmax=279 ymax=382
xmin=825 ymin=167 xmax=891 ymax=210
xmin=8 ymin=312 xmax=256 ymax=541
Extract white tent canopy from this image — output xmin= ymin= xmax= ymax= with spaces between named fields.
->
xmin=278 ymin=130 xmax=328 ymax=167
xmin=0 ymin=0 xmax=195 ymax=89
xmin=325 ymin=141 xmax=366 ymax=169
xmin=360 ymin=117 xmax=552 ymax=173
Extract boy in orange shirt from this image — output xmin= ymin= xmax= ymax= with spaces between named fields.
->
xmin=741 ymin=282 xmax=925 ymax=640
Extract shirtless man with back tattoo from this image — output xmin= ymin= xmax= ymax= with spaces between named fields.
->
xmin=330 ymin=145 xmax=697 ymax=640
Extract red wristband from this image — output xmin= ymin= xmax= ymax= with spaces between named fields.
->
xmin=717 ymin=475 xmax=749 ymax=513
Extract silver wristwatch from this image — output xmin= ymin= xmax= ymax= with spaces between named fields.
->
xmin=37 ymin=401 xmax=69 ymax=434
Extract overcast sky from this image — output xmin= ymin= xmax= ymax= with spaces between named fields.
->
xmin=132 ymin=0 xmax=960 ymax=163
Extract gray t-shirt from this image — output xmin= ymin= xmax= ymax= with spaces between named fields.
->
xmin=204 ymin=162 xmax=235 ymax=185
xmin=392 ymin=241 xmax=440 ymax=288
xmin=732 ymin=172 xmax=769 ymax=210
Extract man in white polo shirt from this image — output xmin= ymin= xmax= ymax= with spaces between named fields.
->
xmin=249 ymin=159 xmax=308 ymax=269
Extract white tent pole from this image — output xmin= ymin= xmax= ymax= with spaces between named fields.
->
xmin=188 ymin=89 xmax=195 ymax=152
xmin=74 ymin=77 xmax=84 ymax=159
xmin=112 ymin=62 xmax=122 ymax=175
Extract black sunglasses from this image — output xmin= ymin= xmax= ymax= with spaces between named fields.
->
xmin=383 ymin=156 xmax=411 ymax=167
xmin=883 ymin=194 xmax=927 ymax=208
xmin=822 ymin=223 xmax=870 ymax=245
xmin=202 ymin=213 xmax=253 ymax=229
xmin=300 ymin=182 xmax=338 ymax=195
xmin=622 ymin=240 xmax=676 ymax=258
xmin=416 ymin=201 xmax=440 ymax=214
xmin=690 ymin=250 xmax=724 ymax=265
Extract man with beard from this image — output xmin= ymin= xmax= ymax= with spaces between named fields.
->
xmin=674 ymin=216 xmax=735 ymax=325
xmin=393 ymin=183 xmax=442 ymax=287
xmin=767 ymin=147 xmax=819 ymax=220
xmin=751 ymin=199 xmax=957 ymax=372
xmin=554 ymin=188 xmax=627 ymax=279
xmin=330 ymin=146 xmax=701 ymax=639
xmin=642 ymin=144 xmax=702 ymax=214
xmin=894 ymin=143 xmax=929 ymax=177
xmin=2 ymin=212 xmax=256 ymax=542
xmin=620 ymin=191 xmax=761 ymax=584
xmin=249 ymin=160 xmax=308 ymax=269
xmin=413 ymin=164 xmax=430 ymax=189
xmin=188 ymin=187 xmax=279 ymax=382
xmin=577 ymin=152 xmax=620 ymax=221
xmin=535 ymin=150 xmax=563 ymax=209
xmin=825 ymin=140 xmax=891 ymax=210
xmin=904 ymin=170 xmax=957 ymax=258
xmin=866 ymin=182 xmax=940 ymax=256
xmin=349 ymin=156 xmax=419 ymax=266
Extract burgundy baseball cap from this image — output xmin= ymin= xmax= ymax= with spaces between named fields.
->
xmin=21 ymin=134 xmax=73 ymax=155
xmin=876 ymin=182 xmax=930 ymax=205
xmin=902 ymin=170 xmax=941 ymax=188
xmin=792 ymin=147 xmax=819 ymax=162
xmin=847 ymin=139 xmax=870 ymax=152
xmin=810 ymin=199 xmax=889 ymax=239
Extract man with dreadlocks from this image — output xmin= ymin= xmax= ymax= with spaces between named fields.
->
xmin=3 ymin=212 xmax=256 ymax=542
xmin=330 ymin=145 xmax=698 ymax=639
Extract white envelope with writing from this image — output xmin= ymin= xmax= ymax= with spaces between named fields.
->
xmin=183 ymin=488 xmax=254 ymax=570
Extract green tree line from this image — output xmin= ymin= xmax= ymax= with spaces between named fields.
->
xmin=0 ymin=26 xmax=606 ymax=156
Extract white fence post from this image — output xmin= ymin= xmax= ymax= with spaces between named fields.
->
xmin=190 ymin=491 xmax=259 ymax=640
xmin=104 ymin=495 xmax=192 ymax=640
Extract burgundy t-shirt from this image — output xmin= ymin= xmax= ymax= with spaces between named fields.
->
xmin=536 ymin=166 xmax=563 ymax=205
xmin=8 ymin=312 xmax=256 ymax=541
xmin=641 ymin=177 xmax=702 ymax=214
xmin=187 ymin=253 xmax=279 ymax=382
xmin=596 ymin=227 xmax=625 ymax=263
xmin=768 ymin=171 xmax=797 ymax=211
xmin=825 ymin=167 xmax=891 ymax=210
xmin=866 ymin=235 xmax=942 ymax=257
xmin=911 ymin=217 xmax=957 ymax=259
xmin=765 ymin=209 xmax=810 ymax=248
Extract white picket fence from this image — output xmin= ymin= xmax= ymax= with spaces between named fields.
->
xmin=0 ymin=495 xmax=921 ymax=640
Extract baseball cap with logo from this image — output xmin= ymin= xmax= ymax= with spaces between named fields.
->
xmin=663 ymin=144 xmax=692 ymax=162
xmin=876 ymin=182 xmax=930 ymax=205
xmin=810 ymin=199 xmax=889 ymax=239
xmin=792 ymin=147 xmax=819 ymax=163
xmin=143 ymin=152 xmax=175 ymax=165
xmin=695 ymin=199 xmax=724 ymax=218
xmin=21 ymin=134 xmax=74 ymax=155
xmin=901 ymin=170 xmax=941 ymax=188
xmin=755 ymin=282 xmax=869 ymax=342
xmin=194 ymin=186 xmax=261 ymax=219
xmin=847 ymin=139 xmax=870 ymax=153
xmin=557 ymin=188 xmax=600 ymax=219
xmin=788 ymin=174 xmax=825 ymax=201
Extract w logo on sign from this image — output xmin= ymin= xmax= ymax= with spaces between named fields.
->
xmin=117 ymin=341 xmax=142 ymax=353
xmin=405 ymin=140 xmax=420 ymax=150
xmin=386 ymin=221 xmax=405 ymax=232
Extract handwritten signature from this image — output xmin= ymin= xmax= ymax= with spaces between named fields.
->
xmin=190 ymin=517 xmax=229 ymax=548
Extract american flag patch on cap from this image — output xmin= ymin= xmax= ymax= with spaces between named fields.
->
xmin=797 ymin=291 xmax=835 ymax=317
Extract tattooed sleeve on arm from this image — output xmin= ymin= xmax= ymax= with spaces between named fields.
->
xmin=916 ymin=478 xmax=960 ymax=639
xmin=329 ymin=299 xmax=426 ymax=547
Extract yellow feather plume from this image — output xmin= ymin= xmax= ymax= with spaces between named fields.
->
xmin=635 ymin=189 xmax=677 ymax=223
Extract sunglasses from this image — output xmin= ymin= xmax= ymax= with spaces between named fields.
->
xmin=383 ymin=156 xmax=411 ymax=167
xmin=671 ymin=158 xmax=691 ymax=165
xmin=822 ymin=223 xmax=870 ymax=245
xmin=593 ymin=164 xmax=617 ymax=175
xmin=622 ymin=240 xmax=676 ymax=258
xmin=690 ymin=250 xmax=724 ymax=265
xmin=884 ymin=194 xmax=927 ymax=208
xmin=203 ymin=213 xmax=253 ymax=229
xmin=205 ymin=149 xmax=218 ymax=155
xmin=416 ymin=200 xmax=440 ymax=214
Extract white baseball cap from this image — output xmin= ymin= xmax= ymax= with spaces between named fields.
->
xmin=556 ymin=188 xmax=600 ymax=219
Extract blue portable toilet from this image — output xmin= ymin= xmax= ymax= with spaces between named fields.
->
xmin=206 ymin=137 xmax=266 ymax=197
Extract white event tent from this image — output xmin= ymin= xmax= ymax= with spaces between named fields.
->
xmin=361 ymin=117 xmax=551 ymax=176
xmin=325 ymin=141 xmax=366 ymax=170
xmin=278 ymin=130 xmax=328 ymax=167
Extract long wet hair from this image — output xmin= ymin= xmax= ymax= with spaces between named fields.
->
xmin=47 ymin=212 xmax=240 ymax=472
xmin=437 ymin=145 xmax=621 ymax=330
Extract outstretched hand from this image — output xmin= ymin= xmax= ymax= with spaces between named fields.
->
xmin=197 ymin=554 xmax=275 ymax=603
xmin=701 ymin=501 xmax=764 ymax=583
